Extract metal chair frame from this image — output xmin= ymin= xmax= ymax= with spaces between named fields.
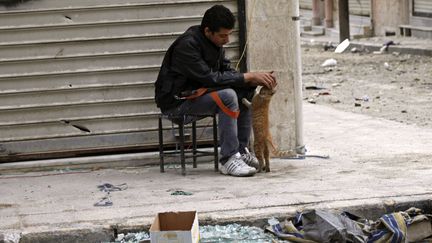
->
xmin=158 ymin=114 xmax=218 ymax=175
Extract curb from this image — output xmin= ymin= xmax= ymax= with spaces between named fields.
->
xmin=301 ymin=39 xmax=432 ymax=56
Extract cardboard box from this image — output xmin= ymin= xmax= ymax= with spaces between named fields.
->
xmin=150 ymin=211 xmax=200 ymax=243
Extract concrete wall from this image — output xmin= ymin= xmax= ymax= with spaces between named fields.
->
xmin=372 ymin=0 xmax=409 ymax=36
xmin=246 ymin=0 xmax=302 ymax=154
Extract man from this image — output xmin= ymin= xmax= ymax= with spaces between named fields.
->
xmin=155 ymin=5 xmax=277 ymax=177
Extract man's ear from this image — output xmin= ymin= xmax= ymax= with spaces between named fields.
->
xmin=204 ymin=27 xmax=210 ymax=35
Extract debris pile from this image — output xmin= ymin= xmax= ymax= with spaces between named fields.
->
xmin=266 ymin=207 xmax=432 ymax=243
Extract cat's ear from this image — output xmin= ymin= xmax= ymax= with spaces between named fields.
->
xmin=241 ymin=98 xmax=252 ymax=108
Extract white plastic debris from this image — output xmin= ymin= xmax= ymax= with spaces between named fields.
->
xmin=321 ymin=58 xmax=337 ymax=67
xmin=335 ymin=39 xmax=350 ymax=53
xmin=384 ymin=62 xmax=391 ymax=70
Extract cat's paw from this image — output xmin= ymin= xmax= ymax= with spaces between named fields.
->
xmin=241 ymin=98 xmax=252 ymax=108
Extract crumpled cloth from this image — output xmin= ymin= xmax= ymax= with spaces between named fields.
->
xmin=266 ymin=209 xmax=367 ymax=243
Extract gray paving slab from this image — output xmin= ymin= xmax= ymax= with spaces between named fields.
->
xmin=1 ymin=102 xmax=432 ymax=241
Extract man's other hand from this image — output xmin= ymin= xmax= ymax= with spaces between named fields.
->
xmin=244 ymin=72 xmax=277 ymax=89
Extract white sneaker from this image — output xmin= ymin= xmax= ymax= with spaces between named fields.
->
xmin=241 ymin=147 xmax=259 ymax=170
xmin=219 ymin=152 xmax=256 ymax=177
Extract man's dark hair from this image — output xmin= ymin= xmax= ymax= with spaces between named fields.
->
xmin=201 ymin=5 xmax=235 ymax=32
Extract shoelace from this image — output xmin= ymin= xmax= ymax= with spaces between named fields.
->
xmin=241 ymin=153 xmax=255 ymax=165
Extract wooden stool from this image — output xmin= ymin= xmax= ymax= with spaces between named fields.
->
xmin=158 ymin=114 xmax=218 ymax=175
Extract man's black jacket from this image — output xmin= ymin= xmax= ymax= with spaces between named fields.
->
xmin=154 ymin=25 xmax=251 ymax=112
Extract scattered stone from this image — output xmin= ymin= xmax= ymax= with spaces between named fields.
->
xmin=350 ymin=47 xmax=359 ymax=53
xmin=323 ymin=41 xmax=335 ymax=51
xmin=330 ymin=98 xmax=341 ymax=103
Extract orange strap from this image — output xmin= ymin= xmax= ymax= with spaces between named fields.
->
xmin=183 ymin=88 xmax=240 ymax=119
xmin=209 ymin=91 xmax=240 ymax=119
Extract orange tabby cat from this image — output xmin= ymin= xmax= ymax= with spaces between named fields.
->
xmin=242 ymin=86 xmax=276 ymax=172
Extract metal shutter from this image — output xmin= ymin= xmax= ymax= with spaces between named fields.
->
xmin=299 ymin=0 xmax=370 ymax=16
xmin=349 ymin=0 xmax=370 ymax=16
xmin=413 ymin=0 xmax=432 ymax=17
xmin=0 ymin=0 xmax=241 ymax=162
xmin=300 ymin=0 xmax=313 ymax=9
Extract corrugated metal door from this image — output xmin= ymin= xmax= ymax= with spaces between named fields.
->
xmin=299 ymin=0 xmax=370 ymax=16
xmin=300 ymin=0 xmax=312 ymax=9
xmin=0 ymin=0 xmax=241 ymax=162
xmin=349 ymin=0 xmax=370 ymax=16
xmin=413 ymin=0 xmax=432 ymax=17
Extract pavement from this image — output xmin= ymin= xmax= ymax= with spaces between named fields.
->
xmin=1 ymin=100 xmax=432 ymax=242
xmin=1 ymin=36 xmax=432 ymax=242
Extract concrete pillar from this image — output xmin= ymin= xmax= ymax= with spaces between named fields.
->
xmin=312 ymin=0 xmax=321 ymax=25
xmin=246 ymin=0 xmax=304 ymax=155
xmin=338 ymin=0 xmax=350 ymax=41
xmin=371 ymin=0 xmax=409 ymax=36
xmin=325 ymin=0 xmax=334 ymax=28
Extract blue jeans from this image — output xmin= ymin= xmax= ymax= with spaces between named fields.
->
xmin=163 ymin=88 xmax=252 ymax=164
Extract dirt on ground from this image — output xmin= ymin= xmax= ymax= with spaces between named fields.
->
xmin=301 ymin=45 xmax=432 ymax=128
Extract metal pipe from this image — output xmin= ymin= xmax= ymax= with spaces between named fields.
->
xmin=290 ymin=0 xmax=305 ymax=155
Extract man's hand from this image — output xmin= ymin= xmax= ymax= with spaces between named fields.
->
xmin=244 ymin=71 xmax=277 ymax=89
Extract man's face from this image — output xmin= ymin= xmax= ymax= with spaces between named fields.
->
xmin=204 ymin=27 xmax=233 ymax=47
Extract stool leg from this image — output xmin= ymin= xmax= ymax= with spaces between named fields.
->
xmin=179 ymin=121 xmax=186 ymax=176
xmin=192 ymin=121 xmax=197 ymax=168
xmin=213 ymin=114 xmax=219 ymax=171
xmin=158 ymin=116 xmax=165 ymax=173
